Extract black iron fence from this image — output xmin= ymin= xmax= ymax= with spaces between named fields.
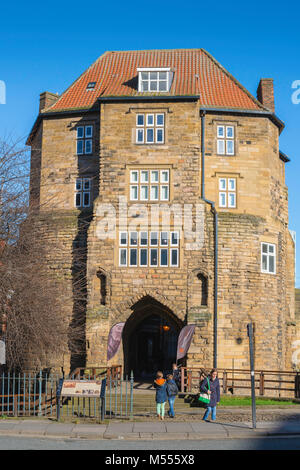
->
xmin=0 ymin=365 xmax=134 ymax=419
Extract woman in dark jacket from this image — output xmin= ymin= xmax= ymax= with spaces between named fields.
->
xmin=200 ymin=368 xmax=220 ymax=421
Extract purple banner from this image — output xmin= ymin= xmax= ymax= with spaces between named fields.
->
xmin=107 ymin=322 xmax=125 ymax=362
xmin=176 ymin=325 xmax=196 ymax=361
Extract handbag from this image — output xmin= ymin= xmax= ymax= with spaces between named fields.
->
xmin=198 ymin=377 xmax=210 ymax=404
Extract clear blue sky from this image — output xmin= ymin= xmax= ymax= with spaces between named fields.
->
xmin=0 ymin=0 xmax=299 ymax=285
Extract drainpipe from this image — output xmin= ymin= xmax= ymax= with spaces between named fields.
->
xmin=200 ymin=110 xmax=218 ymax=369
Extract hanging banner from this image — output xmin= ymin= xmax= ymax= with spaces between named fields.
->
xmin=176 ymin=325 xmax=196 ymax=361
xmin=0 ymin=340 xmax=5 ymax=365
xmin=107 ymin=322 xmax=125 ymax=362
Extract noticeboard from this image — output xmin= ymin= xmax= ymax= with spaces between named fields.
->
xmin=61 ymin=380 xmax=103 ymax=398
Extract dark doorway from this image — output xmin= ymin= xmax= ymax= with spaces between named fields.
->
xmin=123 ymin=296 xmax=182 ymax=379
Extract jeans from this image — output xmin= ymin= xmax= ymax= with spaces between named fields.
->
xmin=203 ymin=406 xmax=217 ymax=421
xmin=168 ymin=396 xmax=176 ymax=417
xmin=156 ymin=402 xmax=166 ymax=417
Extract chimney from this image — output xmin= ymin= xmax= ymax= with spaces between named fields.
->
xmin=256 ymin=78 xmax=275 ymax=113
xmin=39 ymin=91 xmax=60 ymax=112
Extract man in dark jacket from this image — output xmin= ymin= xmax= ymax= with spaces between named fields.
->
xmin=171 ymin=363 xmax=181 ymax=390
xmin=200 ymin=368 xmax=220 ymax=421
xmin=166 ymin=374 xmax=178 ymax=418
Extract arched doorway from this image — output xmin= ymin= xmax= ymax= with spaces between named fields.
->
xmin=123 ymin=296 xmax=183 ymax=379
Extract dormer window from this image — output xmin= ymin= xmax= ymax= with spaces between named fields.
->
xmin=137 ymin=68 xmax=172 ymax=93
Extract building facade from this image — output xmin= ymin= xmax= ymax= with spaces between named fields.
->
xmin=27 ymin=49 xmax=296 ymax=375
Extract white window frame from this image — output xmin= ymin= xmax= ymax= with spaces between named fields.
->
xmin=76 ymin=125 xmax=93 ymax=155
xmin=137 ymin=68 xmax=171 ymax=93
xmin=217 ymin=124 xmax=235 ymax=156
xmin=118 ymin=231 xmax=179 ymax=267
xmin=129 ymin=169 xmax=170 ymax=202
xmin=261 ymin=242 xmax=276 ymax=274
xmin=135 ymin=113 xmax=165 ymax=144
xmin=75 ymin=178 xmax=91 ymax=208
xmin=218 ymin=177 xmax=236 ymax=209
xmin=119 ymin=248 xmax=127 ymax=267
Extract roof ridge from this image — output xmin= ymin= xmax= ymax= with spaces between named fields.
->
xmin=200 ymin=48 xmax=269 ymax=112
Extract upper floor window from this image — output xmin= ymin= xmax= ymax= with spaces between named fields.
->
xmin=130 ymin=169 xmax=169 ymax=201
xmin=75 ymin=178 xmax=91 ymax=208
xmin=76 ymin=125 xmax=93 ymax=155
xmin=217 ymin=125 xmax=235 ymax=155
xmin=136 ymin=113 xmax=165 ymax=144
xmin=119 ymin=230 xmax=179 ymax=267
xmin=137 ymin=68 xmax=172 ymax=92
xmin=219 ymin=177 xmax=236 ymax=208
xmin=261 ymin=243 xmax=276 ymax=274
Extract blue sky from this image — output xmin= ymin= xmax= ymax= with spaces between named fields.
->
xmin=0 ymin=0 xmax=299 ymax=285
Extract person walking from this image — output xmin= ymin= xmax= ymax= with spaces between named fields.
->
xmin=200 ymin=368 xmax=220 ymax=422
xmin=153 ymin=371 xmax=167 ymax=420
xmin=166 ymin=374 xmax=178 ymax=418
xmin=171 ymin=363 xmax=181 ymax=390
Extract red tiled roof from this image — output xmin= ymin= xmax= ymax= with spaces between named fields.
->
xmin=44 ymin=49 xmax=266 ymax=112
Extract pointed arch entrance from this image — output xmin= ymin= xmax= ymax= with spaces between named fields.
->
xmin=122 ymin=296 xmax=183 ymax=378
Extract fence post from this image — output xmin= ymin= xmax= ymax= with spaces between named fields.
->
xmin=38 ymin=370 xmax=42 ymax=416
xmin=188 ymin=370 xmax=192 ymax=393
xmin=295 ymin=373 xmax=300 ymax=399
xmin=259 ymin=371 xmax=265 ymax=396
xmin=223 ymin=370 xmax=227 ymax=394
xmin=130 ymin=370 xmax=134 ymax=419
xmin=180 ymin=368 xmax=185 ymax=393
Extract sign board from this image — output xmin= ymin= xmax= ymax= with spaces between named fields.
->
xmin=61 ymin=380 xmax=103 ymax=398
xmin=0 ymin=340 xmax=5 ymax=365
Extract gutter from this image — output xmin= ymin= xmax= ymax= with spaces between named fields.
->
xmin=199 ymin=106 xmax=285 ymax=134
xmin=200 ymin=110 xmax=218 ymax=369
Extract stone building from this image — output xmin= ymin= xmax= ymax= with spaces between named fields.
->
xmin=27 ymin=49 xmax=296 ymax=376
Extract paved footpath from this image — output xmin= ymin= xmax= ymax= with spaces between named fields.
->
xmin=0 ymin=419 xmax=300 ymax=440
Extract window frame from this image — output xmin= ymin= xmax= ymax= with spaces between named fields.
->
xmin=261 ymin=242 xmax=276 ymax=274
xmin=76 ymin=124 xmax=94 ymax=155
xmin=217 ymin=124 xmax=235 ymax=156
xmin=135 ymin=113 xmax=165 ymax=145
xmin=75 ymin=177 xmax=92 ymax=209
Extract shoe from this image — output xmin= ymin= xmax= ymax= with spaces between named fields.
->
xmin=161 ymin=416 xmax=164 ymax=421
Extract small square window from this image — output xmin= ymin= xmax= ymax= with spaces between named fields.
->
xmin=150 ymin=248 xmax=158 ymax=266
xmin=140 ymin=248 xmax=148 ymax=266
xmin=119 ymin=248 xmax=127 ymax=266
xmin=120 ymin=232 xmax=127 ymax=246
xmin=85 ymin=140 xmax=92 ymax=154
xmin=171 ymin=232 xmax=179 ymax=246
xmin=150 ymin=232 xmax=158 ymax=246
xmin=136 ymin=128 xmax=144 ymax=143
xmin=130 ymin=232 xmax=138 ymax=246
xmin=156 ymin=128 xmax=164 ymax=143
xmin=146 ymin=114 xmax=154 ymax=126
xmin=77 ymin=127 xmax=84 ymax=139
xmin=160 ymin=248 xmax=168 ymax=266
xmin=136 ymin=114 xmax=144 ymax=126
xmin=77 ymin=140 xmax=84 ymax=155
xmin=151 ymin=170 xmax=159 ymax=183
xmin=85 ymin=126 xmax=93 ymax=138
xmin=150 ymin=185 xmax=159 ymax=201
xmin=130 ymin=171 xmax=139 ymax=183
xmin=156 ymin=114 xmax=164 ymax=126
xmin=146 ymin=128 xmax=154 ymax=143
xmin=140 ymin=232 xmax=148 ymax=246
xmin=217 ymin=140 xmax=225 ymax=155
xmin=217 ymin=126 xmax=225 ymax=138
xmin=129 ymin=248 xmax=138 ymax=266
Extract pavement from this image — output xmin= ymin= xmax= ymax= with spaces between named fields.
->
xmin=0 ymin=418 xmax=300 ymax=440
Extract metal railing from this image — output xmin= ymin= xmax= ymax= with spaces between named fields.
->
xmin=0 ymin=365 xmax=134 ymax=419
xmin=180 ymin=367 xmax=300 ymax=399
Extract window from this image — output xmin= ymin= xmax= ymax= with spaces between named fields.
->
xmin=137 ymin=68 xmax=172 ymax=92
xmin=261 ymin=243 xmax=276 ymax=274
xmin=129 ymin=169 xmax=170 ymax=201
xmin=136 ymin=113 xmax=165 ymax=144
xmin=76 ymin=125 xmax=93 ymax=155
xmin=86 ymin=82 xmax=96 ymax=90
xmin=218 ymin=177 xmax=236 ymax=208
xmin=217 ymin=125 xmax=235 ymax=155
xmin=75 ymin=178 xmax=91 ymax=208
xmin=118 ymin=231 xmax=179 ymax=267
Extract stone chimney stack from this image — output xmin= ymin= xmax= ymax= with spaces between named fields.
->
xmin=256 ymin=78 xmax=275 ymax=113
xmin=39 ymin=91 xmax=60 ymax=112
